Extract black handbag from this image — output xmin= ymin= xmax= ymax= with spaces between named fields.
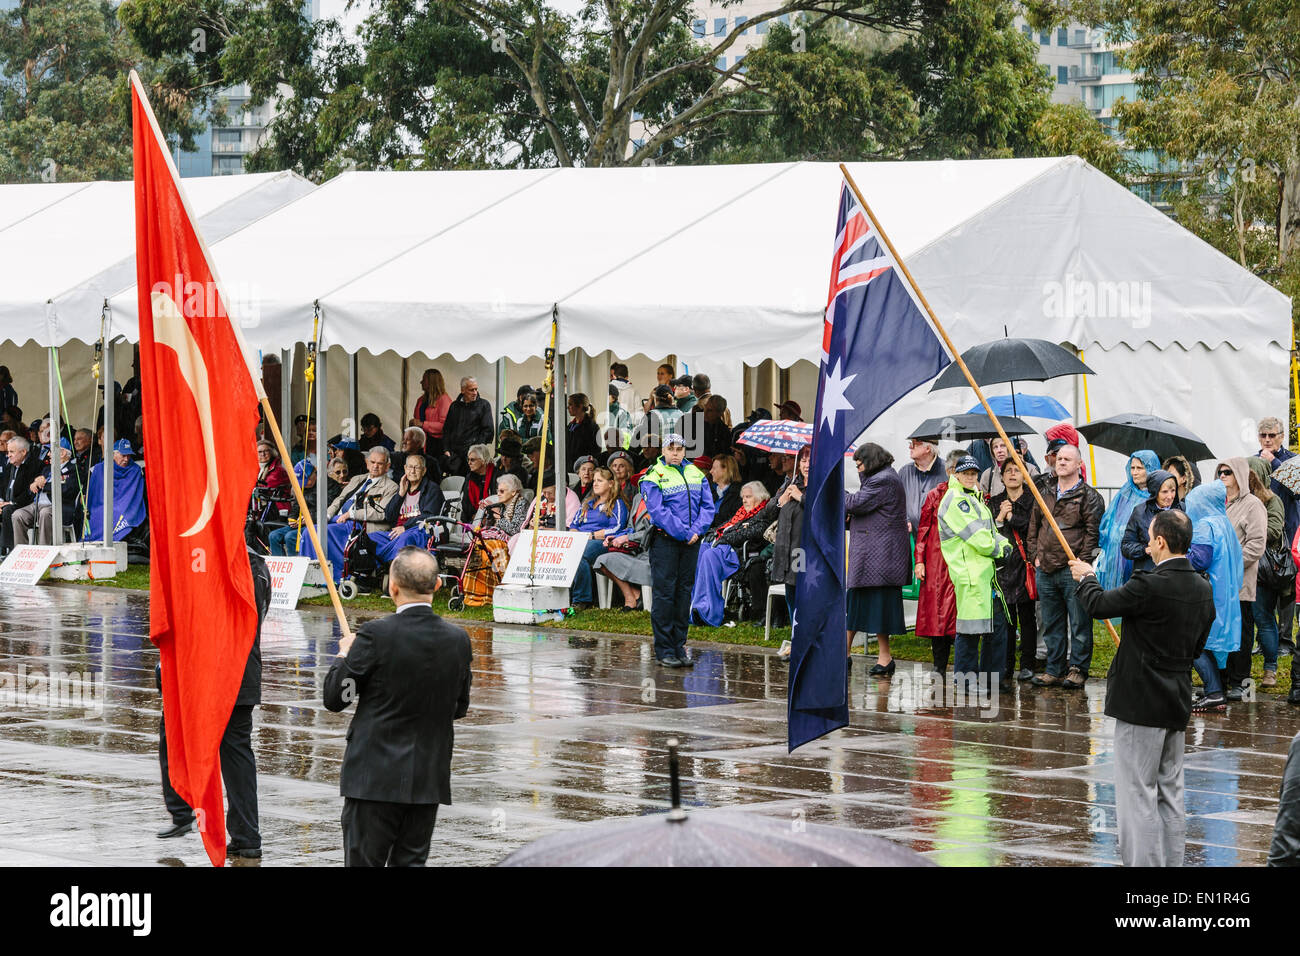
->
xmin=1259 ymin=543 xmax=1297 ymax=592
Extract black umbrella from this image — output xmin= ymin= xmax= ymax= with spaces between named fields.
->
xmin=929 ymin=338 xmax=1095 ymax=418
xmin=908 ymin=414 xmax=1036 ymax=443
xmin=498 ymin=740 xmax=935 ymax=867
xmin=1076 ymin=414 xmax=1214 ymax=463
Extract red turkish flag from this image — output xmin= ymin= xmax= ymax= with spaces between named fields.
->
xmin=132 ymin=72 xmax=263 ymax=867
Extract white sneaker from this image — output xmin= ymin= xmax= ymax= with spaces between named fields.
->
xmin=778 ymin=640 xmax=791 ymax=658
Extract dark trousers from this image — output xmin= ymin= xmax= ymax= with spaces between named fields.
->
xmin=954 ymin=599 xmax=1009 ymax=681
xmin=1005 ymin=599 xmax=1039 ymax=674
xmin=159 ymin=704 xmax=260 ymax=849
xmin=1227 ymin=599 xmax=1257 ymax=687
xmin=930 ymin=635 xmax=953 ymax=675
xmin=342 ymin=798 xmax=439 ymax=866
xmin=1039 ymin=566 xmax=1092 ymax=677
xmin=0 ymin=502 xmax=16 ymax=554
xmin=648 ymin=533 xmax=700 ymax=660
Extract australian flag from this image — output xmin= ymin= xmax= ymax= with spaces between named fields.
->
xmin=787 ymin=181 xmax=951 ymax=751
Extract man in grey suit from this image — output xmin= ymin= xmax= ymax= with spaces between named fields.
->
xmin=323 ymin=548 xmax=472 ymax=866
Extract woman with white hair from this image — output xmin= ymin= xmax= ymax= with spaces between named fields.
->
xmin=459 ymin=443 xmax=496 ymax=521
xmin=462 ymin=473 xmax=531 ymax=606
xmin=690 ymin=481 xmax=774 ymax=626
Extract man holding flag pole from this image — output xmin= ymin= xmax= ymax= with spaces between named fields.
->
xmin=788 ymin=165 xmax=1119 ymax=752
xmin=131 ymin=70 xmax=353 ymax=866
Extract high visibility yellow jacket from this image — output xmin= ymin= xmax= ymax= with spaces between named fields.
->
xmin=938 ymin=483 xmax=1010 ymax=634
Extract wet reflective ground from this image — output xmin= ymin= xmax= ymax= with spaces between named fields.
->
xmin=0 ymin=583 xmax=1293 ymax=866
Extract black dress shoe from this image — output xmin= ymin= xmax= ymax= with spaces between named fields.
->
xmin=227 ymin=846 xmax=262 ymax=859
xmin=157 ymin=819 xmax=194 ymax=839
xmin=868 ymin=660 xmax=896 ymax=677
xmin=1289 ymin=686 xmax=1300 ymax=706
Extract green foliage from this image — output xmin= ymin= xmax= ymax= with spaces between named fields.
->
xmin=1030 ymin=101 xmax=1137 ymax=182
xmin=119 ymin=0 xmax=1054 ymax=176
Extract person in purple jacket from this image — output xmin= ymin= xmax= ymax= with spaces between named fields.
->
xmin=639 ymin=433 xmax=716 ymax=667
xmin=846 ymin=443 xmax=912 ymax=679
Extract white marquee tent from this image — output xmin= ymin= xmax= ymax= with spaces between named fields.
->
xmin=0 ymin=170 xmax=315 ymax=417
xmin=0 ymin=156 xmax=1290 ymax=494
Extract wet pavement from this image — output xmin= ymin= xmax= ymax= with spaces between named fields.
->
xmin=0 ymin=583 xmax=1294 ymax=866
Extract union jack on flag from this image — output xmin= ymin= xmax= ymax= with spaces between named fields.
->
xmin=788 ymin=178 xmax=952 ymax=751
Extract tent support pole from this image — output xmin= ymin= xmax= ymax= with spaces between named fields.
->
xmin=47 ymin=344 xmax=62 ymax=544
xmin=316 ymin=342 xmax=328 ymax=553
xmin=281 ymin=349 xmax=293 ymax=448
xmin=348 ymin=351 xmax=358 ymax=437
xmin=102 ymin=336 xmax=114 ymax=543
xmin=496 ymin=358 xmax=506 ymax=433
xmin=554 ymin=349 xmax=567 ymax=529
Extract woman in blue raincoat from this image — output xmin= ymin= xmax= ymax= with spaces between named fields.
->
xmin=1184 ymin=482 xmax=1243 ymax=711
xmin=1096 ymin=450 xmax=1161 ymax=589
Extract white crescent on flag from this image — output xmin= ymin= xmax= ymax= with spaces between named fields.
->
xmin=151 ymin=290 xmax=220 ymax=537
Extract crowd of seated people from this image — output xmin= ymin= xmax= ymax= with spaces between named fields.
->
xmin=0 ymin=363 xmax=808 ymax=621
xmin=0 ymin=405 xmax=140 ymax=557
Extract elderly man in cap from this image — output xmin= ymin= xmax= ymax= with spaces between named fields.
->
xmin=938 ymin=455 xmax=1013 ymax=691
xmin=86 ymin=439 xmax=148 ymax=543
xmin=672 ymin=375 xmax=697 ymax=413
xmin=11 ymin=437 xmax=78 ymax=546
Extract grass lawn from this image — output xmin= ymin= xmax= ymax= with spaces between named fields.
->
xmin=76 ymin=567 xmax=1296 ymax=697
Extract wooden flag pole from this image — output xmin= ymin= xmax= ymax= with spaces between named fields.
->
xmin=259 ymin=396 xmax=353 ymax=640
xmin=839 ymin=164 xmax=1119 ymax=647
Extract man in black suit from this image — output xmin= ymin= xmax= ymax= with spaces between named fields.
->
xmin=0 ymin=436 xmax=42 ymax=555
xmin=157 ymin=549 xmax=271 ymax=859
xmin=1070 ymin=509 xmax=1216 ymax=867
xmin=323 ymin=547 xmax=472 ymax=866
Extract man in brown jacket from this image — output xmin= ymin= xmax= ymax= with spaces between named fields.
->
xmin=1028 ymin=445 xmax=1105 ymax=688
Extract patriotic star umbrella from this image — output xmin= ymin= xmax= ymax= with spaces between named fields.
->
xmin=1272 ymin=456 xmax=1300 ymax=495
xmin=737 ymin=419 xmax=814 ymax=454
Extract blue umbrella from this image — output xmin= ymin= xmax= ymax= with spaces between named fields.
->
xmin=967 ymin=393 xmax=1070 ymax=420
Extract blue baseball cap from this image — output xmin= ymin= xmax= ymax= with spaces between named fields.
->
xmin=954 ymin=455 xmax=980 ymax=474
xmin=294 ymin=459 xmax=315 ymax=481
xmin=113 ymin=439 xmax=133 ymax=456
xmin=59 ymin=437 xmax=72 ymax=451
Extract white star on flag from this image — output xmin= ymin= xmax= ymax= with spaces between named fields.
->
xmin=819 ymin=360 xmax=856 ymax=434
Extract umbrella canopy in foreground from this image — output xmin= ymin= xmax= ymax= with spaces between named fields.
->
xmin=1076 ymin=414 xmax=1214 ymax=462
xmin=498 ymin=807 xmax=936 ymax=867
xmin=908 ymin=414 xmax=1036 ymax=443
xmin=736 ymin=418 xmax=813 ymax=454
xmin=931 ymin=338 xmax=1094 ymax=392
xmin=498 ymin=739 xmax=934 ymax=867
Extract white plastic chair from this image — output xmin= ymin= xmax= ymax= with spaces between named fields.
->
xmin=764 ymin=584 xmax=788 ymax=642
